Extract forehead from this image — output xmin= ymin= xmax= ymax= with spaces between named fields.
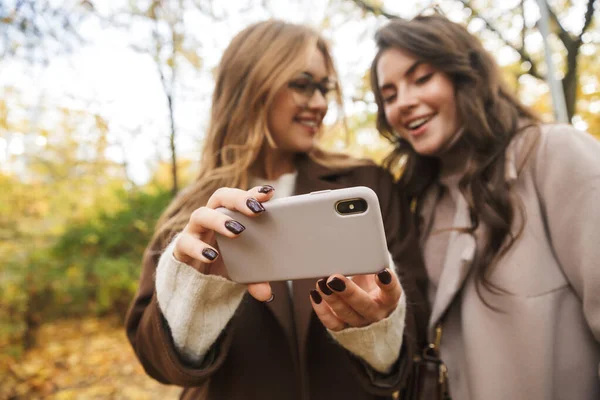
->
xmin=301 ymin=47 xmax=330 ymax=79
xmin=376 ymin=47 xmax=419 ymax=86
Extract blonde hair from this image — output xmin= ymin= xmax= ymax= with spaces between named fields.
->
xmin=154 ymin=20 xmax=363 ymax=244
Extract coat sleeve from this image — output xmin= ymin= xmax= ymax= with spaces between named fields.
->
xmin=124 ymin=232 xmax=235 ymax=386
xmin=341 ymin=166 xmax=426 ymax=394
xmin=533 ymin=125 xmax=600 ymax=370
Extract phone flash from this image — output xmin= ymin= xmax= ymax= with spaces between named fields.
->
xmin=349 ymin=204 xmax=355 ymax=210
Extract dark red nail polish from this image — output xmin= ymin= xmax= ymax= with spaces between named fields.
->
xmin=377 ymin=269 xmax=392 ymax=285
xmin=317 ymin=279 xmax=333 ymax=295
xmin=310 ymin=289 xmax=322 ymax=304
xmin=258 ymin=185 xmax=275 ymax=194
xmin=327 ymin=277 xmax=346 ymax=292
xmin=202 ymin=248 xmax=218 ymax=261
xmin=246 ymin=197 xmax=265 ymax=213
xmin=225 ymin=220 xmax=245 ymax=234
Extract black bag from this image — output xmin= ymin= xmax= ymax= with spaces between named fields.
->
xmin=404 ymin=325 xmax=451 ymax=400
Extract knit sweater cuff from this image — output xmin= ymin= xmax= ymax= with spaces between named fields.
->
xmin=328 ymin=290 xmax=406 ymax=374
xmin=155 ymin=237 xmax=247 ymax=364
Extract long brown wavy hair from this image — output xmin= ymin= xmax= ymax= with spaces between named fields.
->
xmin=370 ymin=14 xmax=540 ymax=303
xmin=153 ymin=20 xmax=359 ymax=247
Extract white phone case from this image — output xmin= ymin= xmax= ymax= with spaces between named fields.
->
xmin=215 ymin=186 xmax=389 ymax=283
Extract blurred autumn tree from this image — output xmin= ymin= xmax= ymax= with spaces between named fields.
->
xmin=347 ymin=0 xmax=599 ymax=125
xmin=92 ymin=0 xmax=221 ymax=196
xmin=0 ymin=0 xmax=90 ymax=63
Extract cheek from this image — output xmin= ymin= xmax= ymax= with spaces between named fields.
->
xmin=442 ymin=93 xmax=460 ymax=126
xmin=433 ymin=80 xmax=458 ymax=119
xmin=384 ymin=105 xmax=399 ymax=128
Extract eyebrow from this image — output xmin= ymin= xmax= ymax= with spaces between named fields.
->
xmin=297 ymin=71 xmax=331 ymax=83
xmin=379 ymin=60 xmax=423 ymax=91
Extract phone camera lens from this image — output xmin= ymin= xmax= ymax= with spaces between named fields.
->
xmin=335 ymin=198 xmax=368 ymax=215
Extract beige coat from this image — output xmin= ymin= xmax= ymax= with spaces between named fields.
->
xmin=419 ymin=124 xmax=600 ymax=400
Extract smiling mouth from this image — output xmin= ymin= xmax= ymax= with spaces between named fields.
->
xmin=295 ymin=118 xmax=319 ymax=129
xmin=405 ymin=115 xmax=434 ymax=131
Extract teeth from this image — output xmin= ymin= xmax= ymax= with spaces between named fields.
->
xmin=407 ymin=116 xmax=432 ymax=129
xmin=298 ymin=120 xmax=317 ymax=127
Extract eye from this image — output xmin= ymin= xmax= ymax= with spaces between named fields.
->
xmin=415 ymin=73 xmax=433 ymax=85
xmin=288 ymin=79 xmax=311 ymax=90
xmin=381 ymin=92 xmax=396 ymax=104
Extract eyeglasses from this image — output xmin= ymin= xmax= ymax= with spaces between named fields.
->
xmin=287 ymin=75 xmax=338 ymax=105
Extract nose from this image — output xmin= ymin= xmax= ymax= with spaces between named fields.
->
xmin=395 ymin=88 xmax=418 ymax=115
xmin=307 ymin=89 xmax=328 ymax=111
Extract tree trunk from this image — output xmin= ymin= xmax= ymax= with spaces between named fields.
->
xmin=167 ymin=92 xmax=178 ymax=197
xmin=562 ymin=49 xmax=578 ymax=121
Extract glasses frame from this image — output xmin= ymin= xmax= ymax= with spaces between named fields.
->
xmin=287 ymin=75 xmax=338 ymax=106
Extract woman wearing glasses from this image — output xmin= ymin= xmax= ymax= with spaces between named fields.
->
xmin=126 ymin=20 xmax=419 ymax=399
xmin=371 ymin=12 xmax=600 ymax=400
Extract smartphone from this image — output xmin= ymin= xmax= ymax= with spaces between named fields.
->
xmin=215 ymin=186 xmax=389 ymax=283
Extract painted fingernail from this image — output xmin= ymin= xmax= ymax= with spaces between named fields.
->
xmin=264 ymin=294 xmax=274 ymax=303
xmin=377 ymin=269 xmax=392 ymax=285
xmin=258 ymin=185 xmax=275 ymax=194
xmin=317 ymin=279 xmax=333 ymax=296
xmin=202 ymin=248 xmax=219 ymax=261
xmin=246 ymin=197 xmax=265 ymax=213
xmin=310 ymin=289 xmax=322 ymax=304
xmin=225 ymin=220 xmax=245 ymax=234
xmin=327 ymin=277 xmax=346 ymax=292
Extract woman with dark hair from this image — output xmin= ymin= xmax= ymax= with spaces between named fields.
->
xmin=126 ymin=19 xmax=421 ymax=399
xmin=371 ymin=13 xmax=600 ymax=400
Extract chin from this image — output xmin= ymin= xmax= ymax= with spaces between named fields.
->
xmin=294 ymin=139 xmax=317 ymax=154
xmin=412 ymin=143 xmax=438 ymax=156
xmin=412 ymin=136 xmax=446 ymax=157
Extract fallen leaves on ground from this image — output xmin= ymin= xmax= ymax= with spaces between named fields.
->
xmin=0 ymin=315 xmax=181 ymax=399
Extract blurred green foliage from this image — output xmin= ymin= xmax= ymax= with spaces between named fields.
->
xmin=0 ymin=184 xmax=172 ymax=358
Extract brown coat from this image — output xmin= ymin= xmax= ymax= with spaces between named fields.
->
xmin=125 ymin=155 xmax=426 ymax=400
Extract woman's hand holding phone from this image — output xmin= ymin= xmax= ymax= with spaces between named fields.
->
xmin=172 ymin=185 xmax=276 ymax=302
xmin=309 ymin=270 xmax=402 ymax=330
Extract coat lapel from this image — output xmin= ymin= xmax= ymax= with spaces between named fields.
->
xmin=265 ymin=281 xmax=296 ymax=351
xmin=427 ymin=190 xmax=477 ymax=332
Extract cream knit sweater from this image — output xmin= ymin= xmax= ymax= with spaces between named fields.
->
xmin=155 ymin=173 xmax=406 ymax=373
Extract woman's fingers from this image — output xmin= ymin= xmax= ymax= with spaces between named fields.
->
xmin=172 ymin=185 xmax=277 ymax=281
xmin=248 ymin=184 xmax=276 ymax=199
xmin=247 ymin=282 xmax=273 ymax=302
xmin=314 ymin=269 xmax=402 ymax=327
xmin=185 ymin=185 xmax=275 ymax=237
xmin=205 ymin=186 xmax=275 ymax=216
xmin=175 ymin=233 xmax=219 ymax=263
xmin=186 ymin=206 xmax=247 ymax=238
xmin=172 ymin=232 xmax=230 ymax=277
xmin=350 ymin=273 xmax=378 ymax=293
xmin=373 ymin=268 xmax=402 ymax=311
xmin=317 ymin=276 xmax=370 ymax=327
xmin=309 ymin=290 xmax=347 ymax=331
